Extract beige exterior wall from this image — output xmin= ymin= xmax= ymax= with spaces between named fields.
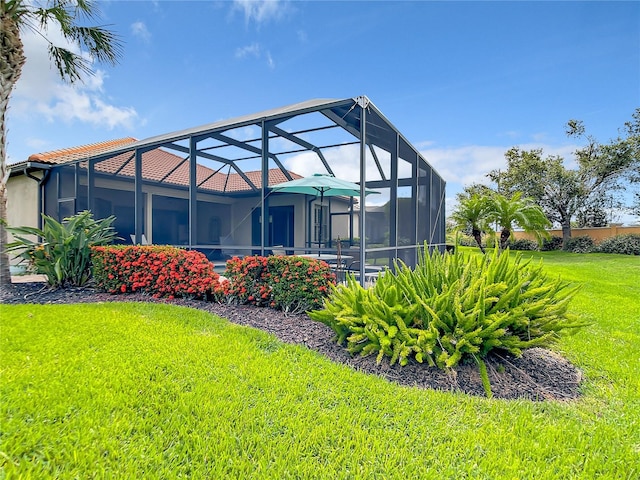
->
xmin=512 ymin=224 xmax=640 ymax=243
xmin=6 ymin=174 xmax=41 ymax=231
xmin=6 ymin=174 xmax=42 ymax=265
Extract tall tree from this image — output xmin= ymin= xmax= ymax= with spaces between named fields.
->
xmin=488 ymin=109 xmax=640 ymax=242
xmin=0 ymin=0 xmax=122 ymax=288
xmin=632 ymin=192 xmax=640 ymax=220
xmin=487 ymin=192 xmax=551 ymax=250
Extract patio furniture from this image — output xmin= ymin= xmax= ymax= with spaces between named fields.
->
xmin=345 ymin=260 xmax=384 ymax=285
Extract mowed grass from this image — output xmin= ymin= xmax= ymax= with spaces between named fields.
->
xmin=1 ymin=252 xmax=639 ymax=479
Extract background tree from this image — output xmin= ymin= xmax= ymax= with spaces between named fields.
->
xmin=0 ymin=0 xmax=122 ymax=288
xmin=487 ymin=192 xmax=551 ymax=250
xmin=450 ymin=193 xmax=492 ymax=253
xmin=488 ymin=109 xmax=640 ymax=242
xmin=575 ymin=195 xmax=621 ymax=228
xmin=632 ymin=192 xmax=640 ymax=221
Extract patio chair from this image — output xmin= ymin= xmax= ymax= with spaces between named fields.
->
xmin=345 ymin=260 xmax=384 ymax=285
xmin=129 ymin=233 xmax=149 ymax=245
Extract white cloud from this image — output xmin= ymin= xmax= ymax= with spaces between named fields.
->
xmin=283 ymin=144 xmax=411 ymax=207
xmin=420 ymin=142 xmax=581 ymax=219
xmin=10 ymin=26 xmax=138 ymax=130
xmin=235 ymin=43 xmax=261 ymax=58
xmin=282 ymin=139 xmax=582 ymax=213
xmin=235 ymin=42 xmax=276 ymax=69
xmin=421 ymin=142 xmax=579 ymax=189
xmin=130 ymin=21 xmax=151 ymax=43
xmin=232 ymin=0 xmax=289 ymax=25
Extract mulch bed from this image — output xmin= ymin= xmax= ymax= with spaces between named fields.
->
xmin=1 ymin=282 xmax=583 ymax=401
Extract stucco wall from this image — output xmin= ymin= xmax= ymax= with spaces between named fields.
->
xmin=512 ymin=224 xmax=640 ymax=243
xmin=6 ymin=174 xmax=40 ymax=232
xmin=6 ymin=174 xmax=41 ymax=265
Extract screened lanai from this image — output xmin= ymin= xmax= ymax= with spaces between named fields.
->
xmin=26 ymin=96 xmax=446 ymax=280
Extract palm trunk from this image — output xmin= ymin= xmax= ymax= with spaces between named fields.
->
xmin=500 ymin=228 xmax=511 ymax=250
xmin=1 ymin=12 xmax=26 ymax=289
xmin=472 ymin=228 xmax=485 ymax=254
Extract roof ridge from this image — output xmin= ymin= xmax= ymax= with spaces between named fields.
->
xmin=28 ymin=137 xmax=138 ymax=163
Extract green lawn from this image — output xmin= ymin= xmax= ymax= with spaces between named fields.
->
xmin=1 ymin=251 xmax=639 ymax=479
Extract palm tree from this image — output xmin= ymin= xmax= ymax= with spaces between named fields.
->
xmin=1 ymin=0 xmax=122 ymax=288
xmin=450 ymin=194 xmax=492 ymax=253
xmin=487 ymin=192 xmax=551 ymax=250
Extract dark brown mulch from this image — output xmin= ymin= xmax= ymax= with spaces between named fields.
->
xmin=1 ymin=282 xmax=583 ymax=401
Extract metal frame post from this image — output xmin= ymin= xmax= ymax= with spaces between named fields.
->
xmin=189 ymin=136 xmax=198 ymax=248
xmin=358 ymin=101 xmax=367 ymax=286
xmin=134 ymin=149 xmax=143 ymax=244
xmin=390 ymin=133 xmax=398 ymax=268
xmin=261 ymin=120 xmax=270 ymax=255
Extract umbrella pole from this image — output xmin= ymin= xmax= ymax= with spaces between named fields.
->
xmin=318 ymin=191 xmax=324 ymax=255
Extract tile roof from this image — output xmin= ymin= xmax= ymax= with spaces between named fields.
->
xmin=25 ymin=138 xmax=301 ymax=193
xmin=28 ymin=138 xmax=138 ymax=164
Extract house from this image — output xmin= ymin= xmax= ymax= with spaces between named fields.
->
xmin=7 ymin=96 xmax=446 ymax=273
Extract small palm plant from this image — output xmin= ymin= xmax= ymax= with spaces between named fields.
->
xmin=6 ymin=210 xmax=118 ymax=287
xmin=450 ymin=194 xmax=492 ymax=253
xmin=488 ymin=192 xmax=551 ymax=250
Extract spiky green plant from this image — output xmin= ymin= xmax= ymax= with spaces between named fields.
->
xmin=310 ymin=245 xmax=588 ymax=396
xmin=6 ymin=210 xmax=118 ymax=287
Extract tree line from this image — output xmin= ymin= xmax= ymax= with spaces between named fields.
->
xmin=452 ymin=109 xmax=640 ymax=247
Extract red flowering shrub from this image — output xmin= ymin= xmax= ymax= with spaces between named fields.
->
xmin=268 ymin=256 xmax=336 ymax=312
xmin=220 ymin=255 xmax=271 ymax=306
xmin=91 ymin=245 xmax=221 ymax=299
xmin=221 ymin=255 xmax=336 ymax=313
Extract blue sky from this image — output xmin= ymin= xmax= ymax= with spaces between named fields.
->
xmin=7 ymin=0 xmax=640 ymax=222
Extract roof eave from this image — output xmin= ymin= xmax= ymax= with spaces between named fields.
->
xmin=8 ymin=161 xmax=54 ymax=177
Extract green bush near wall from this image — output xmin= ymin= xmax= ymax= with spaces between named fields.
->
xmin=596 ymin=234 xmax=640 ymax=255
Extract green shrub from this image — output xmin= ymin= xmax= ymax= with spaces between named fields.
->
xmin=563 ymin=236 xmax=595 ymax=253
xmin=509 ymin=239 xmax=539 ymax=251
xmin=91 ymin=245 xmax=220 ymax=299
xmin=541 ymin=236 xmax=564 ymax=251
xmin=5 ymin=210 xmax=118 ymax=287
xmin=310 ymin=245 xmax=586 ymax=396
xmin=221 ymin=255 xmax=336 ymax=313
xmin=596 ymin=234 xmax=640 ymax=255
xmin=456 ymin=235 xmax=478 ymax=247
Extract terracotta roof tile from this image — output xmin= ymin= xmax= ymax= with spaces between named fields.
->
xmin=28 ymin=138 xmax=137 ymax=164
xmin=28 ymin=138 xmax=302 ymax=193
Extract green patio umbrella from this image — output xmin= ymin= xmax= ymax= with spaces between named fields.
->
xmin=271 ymin=174 xmax=379 ymax=250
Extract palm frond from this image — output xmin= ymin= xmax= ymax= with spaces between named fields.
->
xmin=10 ymin=0 xmax=122 ymax=83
